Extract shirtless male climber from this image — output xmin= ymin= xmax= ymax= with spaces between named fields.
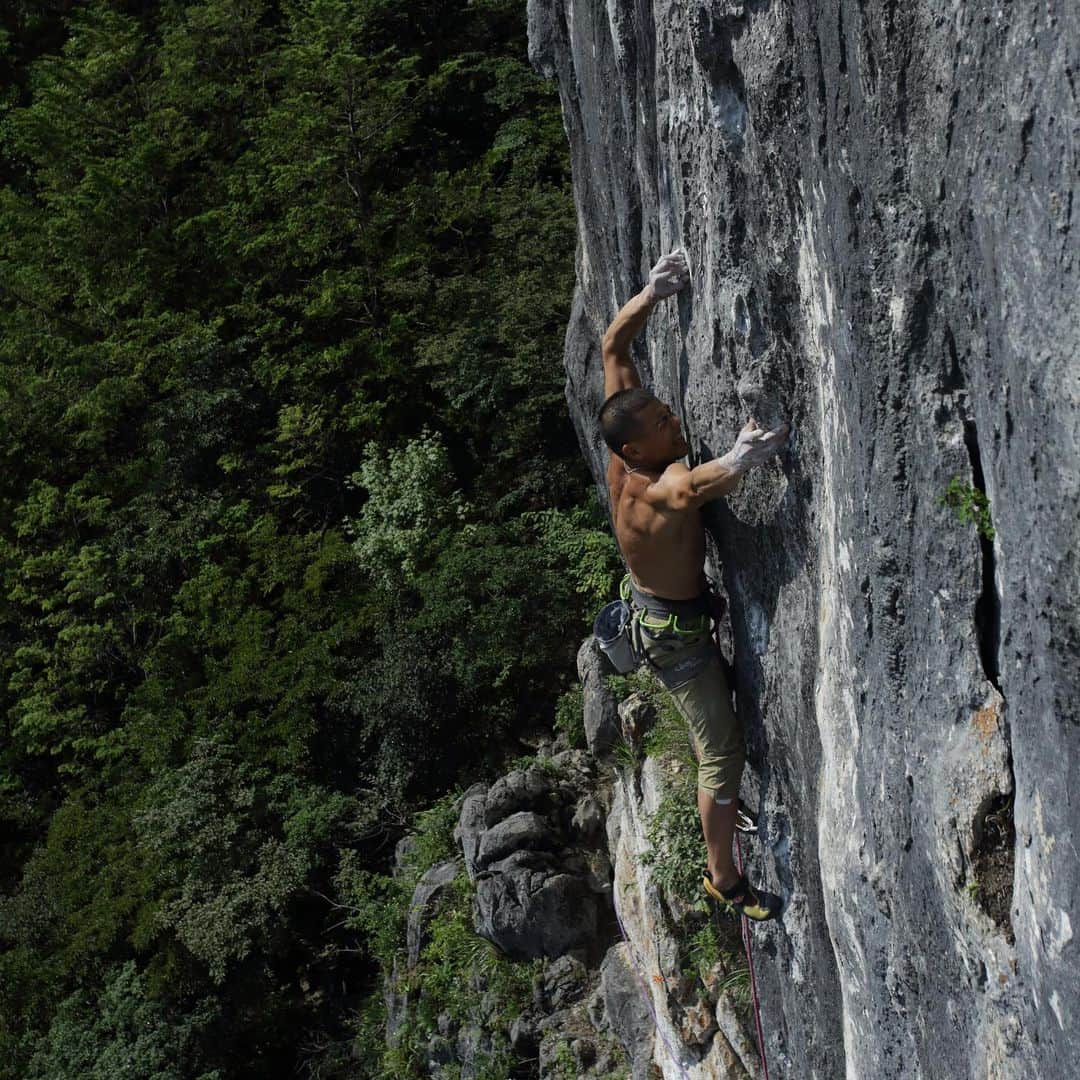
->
xmin=598 ymin=248 xmax=789 ymax=921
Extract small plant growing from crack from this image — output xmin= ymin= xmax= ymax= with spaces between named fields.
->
xmin=611 ymin=730 xmax=644 ymax=770
xmin=940 ymin=477 xmax=996 ymax=540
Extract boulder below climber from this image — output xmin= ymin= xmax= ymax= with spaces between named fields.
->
xmin=406 ymin=859 xmax=460 ymax=968
xmin=577 ymin=636 xmax=621 ymax=757
xmin=475 ymin=849 xmax=599 ymax=958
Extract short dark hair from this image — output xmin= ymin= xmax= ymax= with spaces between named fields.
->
xmin=598 ymin=387 xmax=655 ymax=457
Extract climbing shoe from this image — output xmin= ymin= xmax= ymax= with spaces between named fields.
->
xmin=702 ymin=870 xmax=780 ymax=921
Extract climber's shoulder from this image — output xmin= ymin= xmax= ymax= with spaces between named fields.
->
xmin=638 ymin=461 xmax=696 ymax=512
xmin=609 ymin=459 xmax=694 ymax=520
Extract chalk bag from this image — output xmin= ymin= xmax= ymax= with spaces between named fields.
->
xmin=593 ymin=599 xmax=639 ymax=674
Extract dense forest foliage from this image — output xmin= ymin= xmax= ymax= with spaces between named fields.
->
xmin=0 ymin=0 xmax=619 ymax=1074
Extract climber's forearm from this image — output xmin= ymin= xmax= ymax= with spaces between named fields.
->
xmin=685 ymin=418 xmax=790 ymax=504
xmin=601 ymin=251 xmax=689 ymax=397
xmin=601 ymin=284 xmax=660 ymax=362
xmin=688 ymin=452 xmax=747 ymax=500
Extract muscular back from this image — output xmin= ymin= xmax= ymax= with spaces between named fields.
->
xmin=608 ymin=463 xmax=708 ymax=601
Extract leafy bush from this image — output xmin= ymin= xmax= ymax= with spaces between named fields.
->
xmin=332 ymin=856 xmax=409 ymax=973
xmin=554 ymin=683 xmax=586 ymax=749
xmin=345 ymin=430 xmax=472 ymax=580
xmin=684 ymin=919 xmax=747 ymax=999
xmin=354 ymin=868 xmax=541 ymax=1079
xmin=939 ymin=477 xmax=996 ymax=540
xmin=408 ymin=874 xmax=538 ymax=1030
xmin=133 ymin=739 xmax=352 ymax=985
xmin=399 ymin=788 xmax=466 ymax=883
xmin=25 ymin=960 xmax=220 ymax=1080
xmin=519 ymin=499 xmax=620 ymax=609
xmin=642 ymin=697 xmax=696 ymax=769
xmin=603 ymin=669 xmax=697 ymax=771
xmin=639 ymin=769 xmax=705 ymax=904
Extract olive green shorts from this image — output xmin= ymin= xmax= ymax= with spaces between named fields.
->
xmin=637 ymin=620 xmax=744 ymax=802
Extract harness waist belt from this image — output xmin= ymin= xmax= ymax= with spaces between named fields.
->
xmin=627 ymin=577 xmax=711 ymax=623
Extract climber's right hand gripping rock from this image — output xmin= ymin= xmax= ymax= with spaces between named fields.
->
xmin=722 ymin=417 xmax=790 ymax=472
xmin=647 ymin=248 xmax=691 ymax=300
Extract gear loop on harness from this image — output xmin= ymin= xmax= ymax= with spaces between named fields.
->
xmin=620 ymin=571 xmax=724 ymax=679
xmin=621 ymin=573 xmax=714 ymax=628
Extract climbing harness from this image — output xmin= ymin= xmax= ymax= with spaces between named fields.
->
xmin=594 ymin=572 xmax=719 ymax=679
xmin=592 ymin=573 xmax=716 ymax=677
xmin=623 ymin=572 xmax=714 ymax=636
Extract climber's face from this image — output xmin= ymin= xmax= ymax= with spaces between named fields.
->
xmin=623 ymin=398 xmax=690 ymax=469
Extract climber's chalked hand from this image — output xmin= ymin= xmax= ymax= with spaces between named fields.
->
xmin=647 ymin=249 xmax=691 ymax=299
xmin=726 ymin=416 xmax=790 ymax=470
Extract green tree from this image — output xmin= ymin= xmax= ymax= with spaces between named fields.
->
xmin=0 ymin=0 xmax=607 ymax=1074
xmin=25 ymin=960 xmax=221 ymax=1080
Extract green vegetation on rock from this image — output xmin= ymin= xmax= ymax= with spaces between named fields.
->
xmin=940 ymin=476 xmax=996 ymax=540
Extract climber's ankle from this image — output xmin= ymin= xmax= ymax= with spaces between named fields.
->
xmin=707 ymin=865 xmax=740 ymax=892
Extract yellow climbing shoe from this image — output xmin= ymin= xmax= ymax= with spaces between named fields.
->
xmin=702 ymin=870 xmax=780 ymax=922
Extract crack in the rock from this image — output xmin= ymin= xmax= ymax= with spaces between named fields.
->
xmin=962 ymin=418 xmax=1001 ymax=692
xmin=960 ymin=417 xmax=1016 ymax=940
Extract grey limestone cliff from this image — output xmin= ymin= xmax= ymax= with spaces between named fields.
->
xmin=527 ymin=0 xmax=1079 ymax=1076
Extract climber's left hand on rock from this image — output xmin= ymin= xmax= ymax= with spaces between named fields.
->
xmin=647 ymin=249 xmax=691 ymax=300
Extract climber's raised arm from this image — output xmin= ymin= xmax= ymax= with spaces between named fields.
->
xmin=601 ymin=289 xmax=648 ymax=396
xmin=602 ymin=249 xmax=690 ymax=398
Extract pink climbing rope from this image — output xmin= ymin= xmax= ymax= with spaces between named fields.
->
xmin=734 ymin=832 xmax=770 ymax=1080
xmin=613 ymin=846 xmax=771 ymax=1080
xmin=713 ymin=613 xmax=769 ymax=1080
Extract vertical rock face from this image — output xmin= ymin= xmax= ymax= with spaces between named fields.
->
xmin=528 ymin=1 xmax=1079 ymax=1075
